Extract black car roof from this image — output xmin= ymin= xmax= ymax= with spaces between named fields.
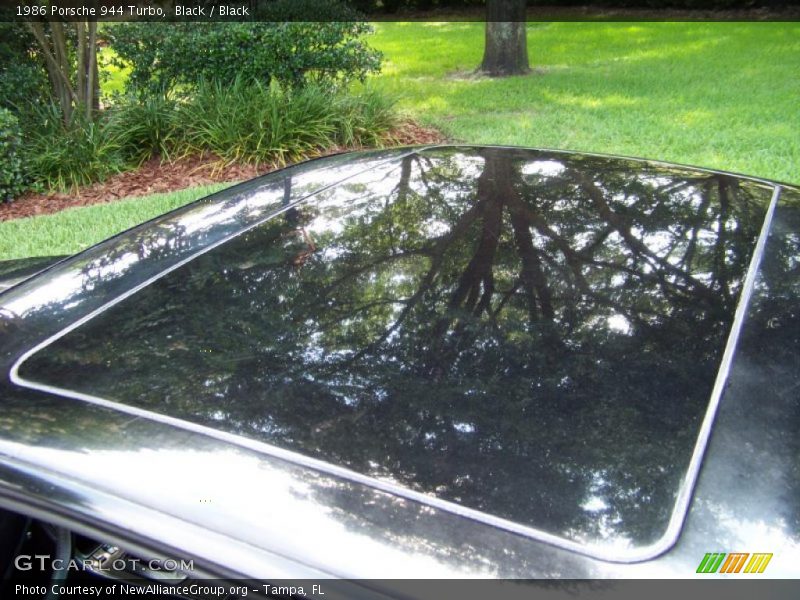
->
xmin=1 ymin=146 xmax=787 ymax=561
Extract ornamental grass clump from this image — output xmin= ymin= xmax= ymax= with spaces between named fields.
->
xmin=179 ymin=78 xmax=398 ymax=167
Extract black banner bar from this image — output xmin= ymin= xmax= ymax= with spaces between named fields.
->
xmin=2 ymin=0 xmax=800 ymax=22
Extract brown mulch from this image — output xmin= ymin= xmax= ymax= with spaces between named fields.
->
xmin=389 ymin=120 xmax=446 ymax=146
xmin=0 ymin=157 xmax=264 ymax=223
xmin=1 ymin=121 xmax=446 ymax=222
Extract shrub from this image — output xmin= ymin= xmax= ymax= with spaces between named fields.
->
xmin=0 ymin=23 xmax=50 ymax=112
xmin=108 ymin=18 xmax=382 ymax=98
xmin=0 ymin=108 xmax=29 ymax=202
xmin=179 ymin=78 xmax=337 ymax=166
xmin=16 ymin=83 xmax=398 ymax=192
xmin=178 ymin=79 xmax=398 ymax=166
xmin=22 ymin=103 xmax=127 ymax=191
xmin=332 ymin=86 xmax=401 ymax=147
xmin=106 ymin=93 xmax=181 ymax=163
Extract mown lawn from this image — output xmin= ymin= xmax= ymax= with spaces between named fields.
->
xmin=3 ymin=21 xmax=798 ymax=261
xmin=369 ymin=21 xmax=799 ymax=184
xmin=0 ymin=184 xmax=228 ymax=260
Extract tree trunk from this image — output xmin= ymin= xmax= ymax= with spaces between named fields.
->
xmin=480 ymin=0 xmax=530 ymax=77
xmin=77 ymin=23 xmax=86 ymax=111
xmin=28 ymin=22 xmax=74 ymax=124
xmin=27 ymin=21 xmax=100 ymax=125
xmin=86 ymin=22 xmax=98 ymax=118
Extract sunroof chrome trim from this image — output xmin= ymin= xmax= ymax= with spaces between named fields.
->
xmin=8 ymin=375 xmax=654 ymax=563
xmin=654 ymin=183 xmax=781 ymax=553
xmin=7 ymin=153 xmax=782 ymax=564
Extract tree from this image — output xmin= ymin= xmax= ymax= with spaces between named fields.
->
xmin=0 ymin=24 xmax=50 ymax=112
xmin=479 ymin=0 xmax=530 ymax=77
xmin=26 ymin=21 xmax=99 ymax=124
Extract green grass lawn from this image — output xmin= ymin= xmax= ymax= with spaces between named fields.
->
xmin=0 ymin=184 xmax=229 ymax=260
xmin=4 ymin=21 xmax=798 ymax=261
xmin=368 ymin=21 xmax=799 ymax=184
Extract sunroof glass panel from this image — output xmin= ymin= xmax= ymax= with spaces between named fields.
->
xmin=18 ymin=148 xmax=774 ymax=554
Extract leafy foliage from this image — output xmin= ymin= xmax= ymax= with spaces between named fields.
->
xmin=333 ymin=87 xmax=400 ymax=147
xmin=3 ymin=13 xmax=395 ymax=195
xmin=180 ymin=79 xmax=335 ymax=166
xmin=0 ymin=23 xmax=50 ymax=111
xmin=108 ymin=21 xmax=383 ymax=97
xmin=178 ymin=79 xmax=398 ymax=166
xmin=106 ymin=93 xmax=181 ymax=164
xmin=5 ymin=20 xmax=100 ymax=125
xmin=22 ymin=103 xmax=126 ymax=191
xmin=0 ymin=108 xmax=29 ymax=202
xmin=17 ymin=80 xmax=398 ymax=192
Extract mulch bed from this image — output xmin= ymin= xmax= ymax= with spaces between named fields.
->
xmin=1 ymin=121 xmax=446 ymax=222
